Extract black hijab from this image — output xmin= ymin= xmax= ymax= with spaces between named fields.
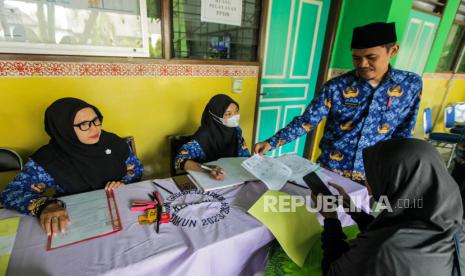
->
xmin=193 ymin=94 xmax=239 ymax=162
xmin=31 ymin=98 xmax=129 ymax=195
xmin=363 ymin=138 xmax=462 ymax=230
xmin=327 ymin=138 xmax=465 ymax=276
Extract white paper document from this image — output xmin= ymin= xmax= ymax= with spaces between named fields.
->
xmin=277 ymin=154 xmax=321 ymax=185
xmin=187 ymin=157 xmax=257 ymax=191
xmin=241 ymin=155 xmax=292 ymax=190
xmin=48 ymin=189 xmax=121 ymax=250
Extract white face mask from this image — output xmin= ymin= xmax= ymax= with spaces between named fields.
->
xmin=209 ymin=111 xmax=240 ymax=128
xmin=223 ymin=114 xmax=240 ymax=127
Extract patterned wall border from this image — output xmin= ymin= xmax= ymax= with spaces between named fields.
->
xmin=0 ymin=61 xmax=259 ymax=78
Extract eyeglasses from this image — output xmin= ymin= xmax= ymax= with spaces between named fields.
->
xmin=73 ymin=117 xmax=102 ymax=131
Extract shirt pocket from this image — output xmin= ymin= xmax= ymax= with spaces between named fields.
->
xmin=382 ymin=96 xmax=410 ymax=125
xmin=334 ymin=104 xmax=360 ymax=122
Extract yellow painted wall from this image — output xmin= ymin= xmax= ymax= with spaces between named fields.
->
xmin=0 ymin=76 xmax=258 ymax=187
xmin=428 ymin=78 xmax=465 ymax=132
xmin=413 ymin=77 xmax=451 ymax=138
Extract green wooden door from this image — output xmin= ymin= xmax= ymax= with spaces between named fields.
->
xmin=395 ymin=9 xmax=440 ymax=75
xmin=256 ymin=0 xmax=331 ymax=157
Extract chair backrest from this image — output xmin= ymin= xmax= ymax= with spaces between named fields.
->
xmin=423 ymin=107 xmax=433 ymax=135
xmin=454 ymin=102 xmax=465 ymax=124
xmin=124 ymin=136 xmax=137 ymax=157
xmin=168 ymin=135 xmax=192 ymax=177
xmin=0 ymin=148 xmax=23 ymax=172
xmin=444 ymin=105 xmax=455 ymax=129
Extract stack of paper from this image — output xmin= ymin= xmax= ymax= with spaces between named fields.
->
xmin=189 ymin=155 xmax=330 ymax=192
xmin=277 ymin=154 xmax=320 ymax=184
xmin=187 ymin=157 xmax=258 ymax=191
xmin=241 ymin=155 xmax=292 ymax=190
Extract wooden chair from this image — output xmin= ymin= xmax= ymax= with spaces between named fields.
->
xmin=168 ymin=135 xmax=192 ymax=177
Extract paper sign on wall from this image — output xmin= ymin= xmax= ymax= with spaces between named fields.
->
xmin=201 ymin=0 xmax=243 ymax=26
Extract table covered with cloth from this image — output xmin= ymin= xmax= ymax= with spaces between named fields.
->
xmin=2 ymin=169 xmax=368 ymax=276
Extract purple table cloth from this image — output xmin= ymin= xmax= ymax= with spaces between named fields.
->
xmin=2 ymin=171 xmax=368 ymax=276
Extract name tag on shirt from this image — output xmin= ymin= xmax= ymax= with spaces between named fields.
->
xmin=344 ymin=98 xmax=359 ymax=107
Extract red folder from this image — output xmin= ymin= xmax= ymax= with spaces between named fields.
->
xmin=47 ymin=189 xmax=122 ymax=250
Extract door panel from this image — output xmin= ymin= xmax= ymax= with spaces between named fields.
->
xmin=395 ymin=10 xmax=439 ymax=75
xmin=256 ymin=0 xmax=331 ymax=157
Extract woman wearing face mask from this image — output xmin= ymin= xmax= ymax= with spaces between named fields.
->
xmin=0 ymin=98 xmax=143 ymax=236
xmin=174 ymin=94 xmax=250 ymax=180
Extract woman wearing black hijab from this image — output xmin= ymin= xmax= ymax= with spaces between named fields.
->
xmin=317 ymin=138 xmax=464 ymax=276
xmin=0 ymin=98 xmax=143 ymax=235
xmin=451 ymin=129 xmax=465 ymax=218
xmin=174 ymin=94 xmax=250 ymax=180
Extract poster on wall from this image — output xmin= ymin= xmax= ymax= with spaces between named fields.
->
xmin=201 ymin=0 xmax=243 ymax=26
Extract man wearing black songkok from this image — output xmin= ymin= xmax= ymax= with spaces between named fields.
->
xmin=255 ymin=22 xmax=422 ymax=183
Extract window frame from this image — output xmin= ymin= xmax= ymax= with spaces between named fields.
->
xmin=436 ymin=0 xmax=465 ymax=73
xmin=412 ymin=0 xmax=447 ymax=16
xmin=0 ymin=0 xmax=265 ymax=66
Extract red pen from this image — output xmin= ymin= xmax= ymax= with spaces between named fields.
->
xmin=386 ymin=96 xmax=392 ymax=110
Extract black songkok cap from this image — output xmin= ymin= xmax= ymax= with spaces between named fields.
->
xmin=351 ymin=22 xmax=397 ymax=49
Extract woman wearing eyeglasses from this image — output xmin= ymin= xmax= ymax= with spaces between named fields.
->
xmin=0 ymin=98 xmax=143 ymax=236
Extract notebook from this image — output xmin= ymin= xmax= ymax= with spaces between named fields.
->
xmin=187 ymin=157 xmax=258 ymax=191
xmin=47 ymin=189 xmax=122 ymax=250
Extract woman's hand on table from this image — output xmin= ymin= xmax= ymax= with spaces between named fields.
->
xmin=105 ymin=181 xmax=125 ymax=191
xmin=184 ymin=160 xmax=225 ymax=181
xmin=40 ymin=203 xmax=70 ymax=236
xmin=208 ymin=165 xmax=225 ymax=181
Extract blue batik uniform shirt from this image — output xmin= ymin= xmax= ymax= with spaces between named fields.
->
xmin=267 ymin=67 xmax=422 ymax=181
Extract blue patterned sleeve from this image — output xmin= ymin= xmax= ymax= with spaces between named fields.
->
xmin=236 ymin=127 xmax=251 ymax=157
xmin=392 ymin=78 xmax=422 ymax=138
xmin=267 ymin=85 xmax=332 ymax=148
xmin=174 ymin=140 xmax=207 ymax=169
xmin=121 ymin=148 xmax=144 ymax=184
xmin=0 ymin=159 xmax=64 ymax=216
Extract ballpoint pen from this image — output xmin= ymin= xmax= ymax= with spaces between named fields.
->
xmin=154 ymin=191 xmax=162 ymax=233
xmin=200 ymin=164 xmax=224 ymax=176
xmin=152 ymin=180 xmax=173 ymax=194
